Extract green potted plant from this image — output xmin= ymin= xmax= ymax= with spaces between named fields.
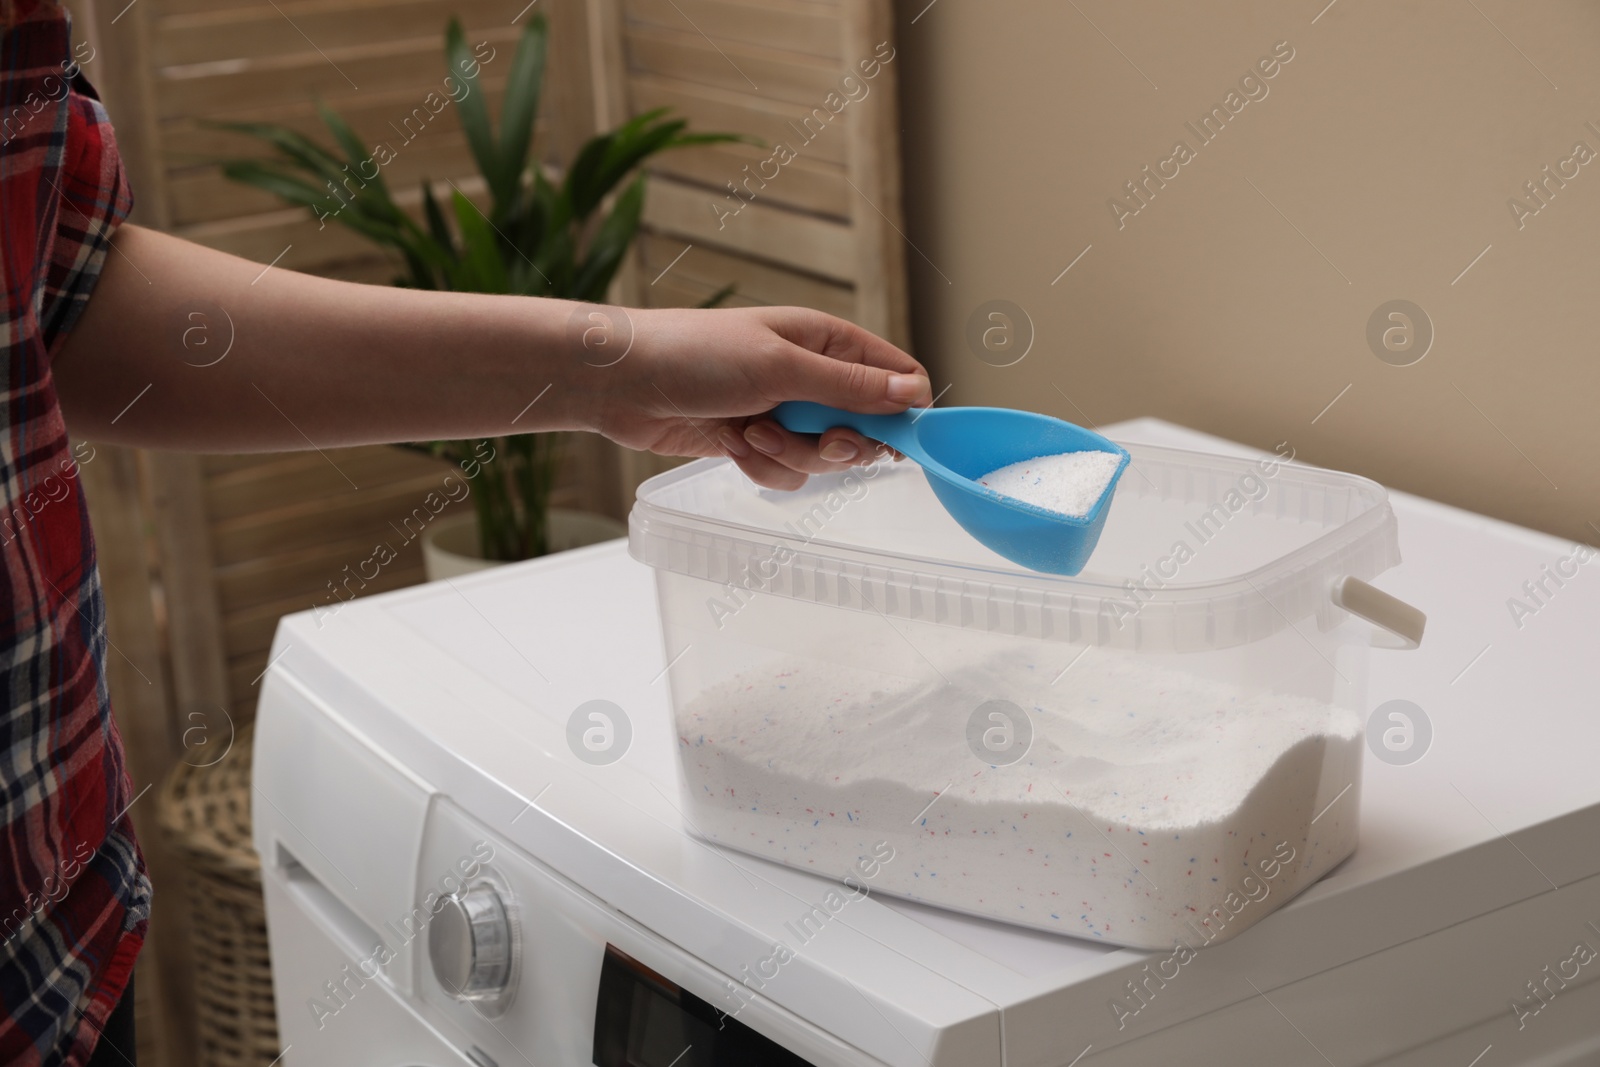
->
xmin=215 ymin=15 xmax=741 ymax=578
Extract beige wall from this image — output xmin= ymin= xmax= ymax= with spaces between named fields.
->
xmin=894 ymin=0 xmax=1599 ymax=545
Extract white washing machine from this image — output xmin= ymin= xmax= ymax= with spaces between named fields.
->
xmin=252 ymin=420 xmax=1600 ymax=1067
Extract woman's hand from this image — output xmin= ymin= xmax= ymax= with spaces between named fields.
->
xmin=56 ymin=227 xmax=927 ymax=484
xmin=584 ymin=305 xmax=929 ymax=489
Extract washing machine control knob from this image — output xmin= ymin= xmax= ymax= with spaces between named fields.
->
xmin=429 ymin=882 xmax=513 ymax=1001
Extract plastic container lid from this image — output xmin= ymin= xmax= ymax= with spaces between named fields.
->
xmin=628 ymin=442 xmax=1404 ymax=653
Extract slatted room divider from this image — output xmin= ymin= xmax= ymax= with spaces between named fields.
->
xmin=74 ymin=0 xmax=910 ymax=1061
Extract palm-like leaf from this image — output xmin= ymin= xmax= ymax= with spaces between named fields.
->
xmin=444 ymin=19 xmax=498 ymax=196
xmin=208 ymin=120 xmax=349 ymax=190
xmin=420 ymin=180 xmax=457 ymax=275
xmin=317 ymin=101 xmax=396 ymax=209
xmin=449 ymin=189 xmax=510 ymax=292
xmin=495 ymin=15 xmax=547 ymax=205
xmin=571 ymin=174 xmax=646 ymax=302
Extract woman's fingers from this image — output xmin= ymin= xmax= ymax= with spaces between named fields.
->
xmin=767 ymin=344 xmax=930 ymax=413
xmin=712 ymin=415 xmax=890 ymax=488
xmin=741 ymin=420 xmax=881 ymax=475
xmin=620 ymin=306 xmax=924 ymax=486
xmin=751 ymin=308 xmax=929 ymax=414
xmin=760 ymin=306 xmax=923 ymax=375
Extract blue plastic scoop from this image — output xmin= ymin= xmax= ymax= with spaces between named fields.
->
xmin=771 ymin=401 xmax=1130 ymax=576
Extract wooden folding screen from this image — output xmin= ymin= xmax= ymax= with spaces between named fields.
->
xmin=73 ymin=0 xmax=910 ymax=1062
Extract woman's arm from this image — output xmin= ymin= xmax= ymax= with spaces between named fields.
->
xmin=53 ymin=225 xmax=930 ymax=488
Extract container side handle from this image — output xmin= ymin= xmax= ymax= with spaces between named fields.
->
xmin=1333 ymin=576 xmax=1426 ymax=650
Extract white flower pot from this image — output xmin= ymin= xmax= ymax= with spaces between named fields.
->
xmin=421 ymin=508 xmax=628 ymax=582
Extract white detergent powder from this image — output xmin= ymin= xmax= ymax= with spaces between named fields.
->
xmin=675 ymin=646 xmax=1362 ymax=948
xmin=978 ymin=450 xmax=1123 ymax=518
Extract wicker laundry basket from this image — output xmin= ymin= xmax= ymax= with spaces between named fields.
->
xmin=157 ymin=720 xmax=282 ymax=1067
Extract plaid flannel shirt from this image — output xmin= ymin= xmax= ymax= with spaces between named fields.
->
xmin=1 ymin=2 xmax=151 ymax=1064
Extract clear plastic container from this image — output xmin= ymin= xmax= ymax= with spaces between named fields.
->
xmin=629 ymin=442 xmax=1423 ymax=948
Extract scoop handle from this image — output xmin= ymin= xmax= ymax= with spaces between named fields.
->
xmin=770 ymin=401 xmax=923 ymax=457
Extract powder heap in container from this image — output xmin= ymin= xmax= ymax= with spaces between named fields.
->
xmin=978 ymin=450 xmax=1123 ymax=518
xmin=673 ymin=643 xmax=1362 ymax=949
